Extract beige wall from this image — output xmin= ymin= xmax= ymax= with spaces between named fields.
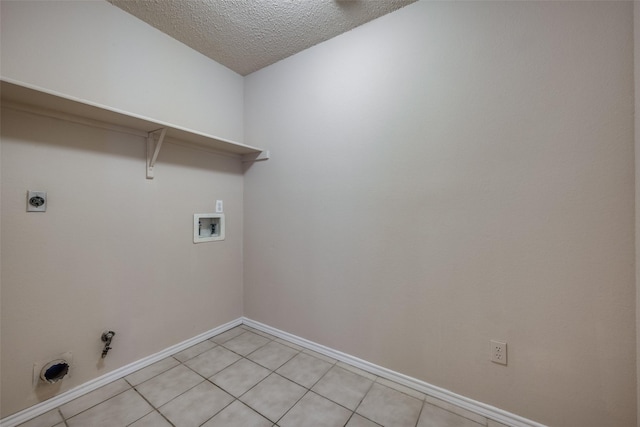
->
xmin=0 ymin=109 xmax=245 ymax=418
xmin=0 ymin=0 xmax=244 ymax=142
xmin=243 ymin=2 xmax=636 ymax=426
xmin=1 ymin=107 xmax=246 ymax=416
xmin=1 ymin=0 xmax=637 ymax=424
xmin=0 ymin=0 xmax=246 ymax=418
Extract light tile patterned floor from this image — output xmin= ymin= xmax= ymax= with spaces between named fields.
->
xmin=18 ymin=325 xmax=507 ymax=427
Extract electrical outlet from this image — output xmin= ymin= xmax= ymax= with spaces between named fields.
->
xmin=27 ymin=190 xmax=47 ymax=212
xmin=490 ymin=340 xmax=507 ymax=365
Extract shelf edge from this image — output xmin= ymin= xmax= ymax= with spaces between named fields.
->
xmin=1 ymin=78 xmax=265 ymax=155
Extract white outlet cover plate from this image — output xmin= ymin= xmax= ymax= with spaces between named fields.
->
xmin=490 ymin=340 xmax=507 ymax=365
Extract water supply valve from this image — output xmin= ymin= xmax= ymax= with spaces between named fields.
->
xmin=101 ymin=330 xmax=115 ymax=358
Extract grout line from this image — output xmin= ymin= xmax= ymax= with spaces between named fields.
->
xmin=302 ymin=348 xmax=339 ymax=365
xmin=413 ymin=400 xmax=426 ymax=427
xmin=2 ymin=320 xmax=243 ymax=427
xmin=245 ymin=341 xmax=302 ymax=372
xmin=274 ymin=337 xmax=305 ymax=351
xmin=124 ymin=356 xmax=181 ymax=387
xmin=59 ymin=381 xmax=133 ymax=422
xmin=274 ymin=388 xmax=310 ymax=425
xmin=241 ymin=318 xmax=533 ymax=426
xmin=335 ymin=361 xmax=378 ymax=381
xmin=423 ymin=398 xmax=490 ymax=426
xmin=235 ymin=370 xmax=273 ymax=400
xmin=305 ymin=361 xmax=335 ymax=391
xmin=56 ymin=409 xmax=68 ymax=427
xmin=193 ymin=396 xmax=235 ymax=427
xmin=348 ymin=410 xmax=383 ymax=427
xmin=375 ymin=377 xmax=427 ymax=401
xmin=128 ymin=389 xmax=174 ymax=427
xmin=352 ymin=375 xmax=377 ymax=419
xmin=123 ymin=407 xmax=155 ymax=427
xmin=220 ymin=345 xmax=267 ymax=359
xmin=241 ymin=400 xmax=275 ymax=425
xmin=9 ymin=322 xmax=521 ymax=427
xmin=230 ymin=333 xmax=290 ymax=402
xmin=234 ymin=371 xmax=294 ymax=423
xmin=343 ymin=412 xmax=356 ymax=427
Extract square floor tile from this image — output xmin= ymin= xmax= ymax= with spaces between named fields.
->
xmin=136 ymin=364 xmax=203 ymax=407
xmin=279 ymin=392 xmax=351 ymax=427
xmin=302 ymin=349 xmax=337 ymax=364
xmin=376 ymin=377 xmax=426 ymax=400
xmin=240 ymin=373 xmax=306 ymax=423
xmin=66 ymin=389 xmax=152 ymax=427
xmin=222 ymin=331 xmax=271 ymax=356
xmin=201 ymin=400 xmax=272 ymax=427
xmin=173 ymin=340 xmax=217 ymax=362
xmin=242 ymin=326 xmax=279 ymax=341
xmin=345 ymin=414 xmax=383 ymax=427
xmin=425 ymin=396 xmax=486 ymax=425
xmin=210 ymin=327 xmax=246 ymax=344
xmin=275 ymin=338 xmax=304 ymax=351
xmin=210 ymin=358 xmax=271 ymax=397
xmin=312 ymin=366 xmax=373 ymax=410
xmin=158 ymin=381 xmax=234 ymax=427
xmin=336 ymin=362 xmax=377 ymax=381
xmin=247 ymin=341 xmax=299 ymax=371
xmin=60 ymin=379 xmax=130 ymax=419
xmin=276 ymin=352 xmax=333 ymax=388
xmin=129 ymin=410 xmax=173 ymax=427
xmin=184 ymin=345 xmax=241 ymax=378
xmin=17 ymin=409 xmax=63 ymax=427
xmin=14 ymin=329 xmax=498 ymax=427
xmin=125 ymin=357 xmax=180 ymax=386
xmin=356 ymin=383 xmax=423 ymax=427
xmin=417 ymin=402 xmax=484 ymax=427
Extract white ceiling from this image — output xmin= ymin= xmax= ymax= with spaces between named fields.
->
xmin=107 ymin=0 xmax=416 ymax=76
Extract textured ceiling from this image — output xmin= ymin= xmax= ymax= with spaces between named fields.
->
xmin=108 ymin=0 xmax=416 ymax=76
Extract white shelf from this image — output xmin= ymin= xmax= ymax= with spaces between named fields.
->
xmin=1 ymin=79 xmax=269 ymax=177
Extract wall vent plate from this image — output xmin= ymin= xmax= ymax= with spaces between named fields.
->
xmin=27 ymin=190 xmax=47 ymax=212
xmin=33 ymin=352 xmax=72 ymax=387
xmin=194 ymin=213 xmax=225 ymax=243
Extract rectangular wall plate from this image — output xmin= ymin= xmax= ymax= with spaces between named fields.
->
xmin=490 ymin=340 xmax=507 ymax=365
xmin=194 ymin=213 xmax=225 ymax=243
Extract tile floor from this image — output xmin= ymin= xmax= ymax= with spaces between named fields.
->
xmin=18 ymin=325 xmax=508 ymax=427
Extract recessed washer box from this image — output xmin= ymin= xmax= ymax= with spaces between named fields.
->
xmin=194 ymin=213 xmax=225 ymax=243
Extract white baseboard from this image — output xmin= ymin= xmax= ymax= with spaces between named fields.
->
xmin=0 ymin=318 xmax=242 ymax=427
xmin=2 ymin=317 xmax=546 ymax=427
xmin=242 ymin=317 xmax=547 ymax=427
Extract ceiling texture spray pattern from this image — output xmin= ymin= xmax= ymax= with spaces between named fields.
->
xmin=108 ymin=0 xmax=416 ymax=76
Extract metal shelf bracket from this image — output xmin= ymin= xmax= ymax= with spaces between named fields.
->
xmin=146 ymin=128 xmax=167 ymax=179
